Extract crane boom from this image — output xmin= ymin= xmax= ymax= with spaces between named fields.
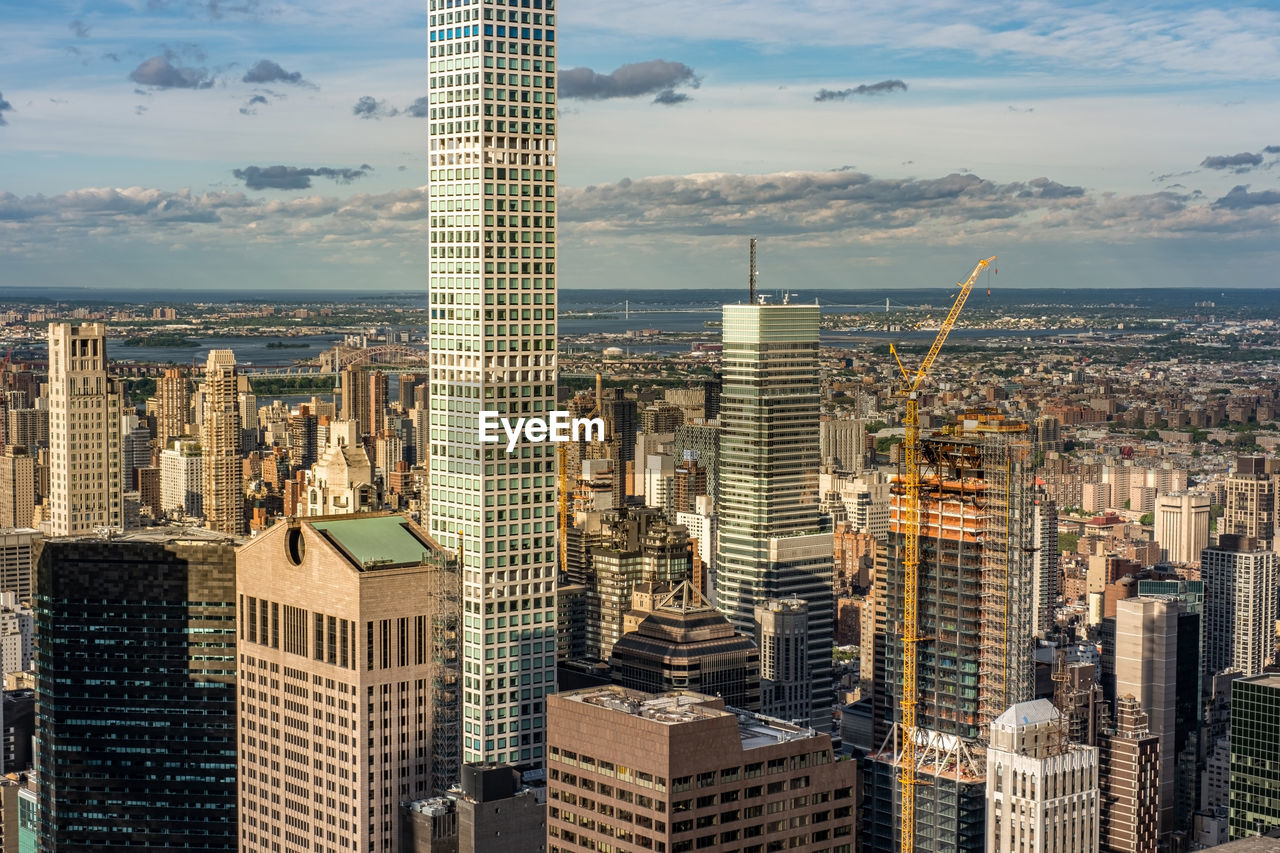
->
xmin=891 ymin=256 xmax=994 ymax=853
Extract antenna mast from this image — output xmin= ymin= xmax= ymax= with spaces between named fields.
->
xmin=748 ymin=237 xmax=758 ymax=303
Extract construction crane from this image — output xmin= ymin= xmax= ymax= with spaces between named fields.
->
xmin=890 ymin=255 xmax=995 ymax=853
xmin=559 ymin=373 xmax=604 ymax=576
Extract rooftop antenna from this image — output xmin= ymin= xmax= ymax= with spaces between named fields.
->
xmin=748 ymin=237 xmax=758 ymax=303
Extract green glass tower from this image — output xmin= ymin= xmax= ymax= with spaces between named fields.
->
xmin=714 ymin=300 xmax=834 ymax=730
xmin=427 ymin=0 xmax=559 ymax=766
xmin=1229 ymin=673 xmax=1280 ymax=840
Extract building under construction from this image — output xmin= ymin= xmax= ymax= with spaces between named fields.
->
xmin=864 ymin=412 xmax=1038 ymax=853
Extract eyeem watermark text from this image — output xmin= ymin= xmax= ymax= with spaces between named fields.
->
xmin=480 ymin=411 xmax=605 ymax=452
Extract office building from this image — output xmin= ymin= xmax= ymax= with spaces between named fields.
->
xmin=0 ymin=592 xmax=33 ymax=676
xmin=1033 ymin=495 xmax=1059 ymax=637
xmin=1223 ymin=455 xmax=1276 ymax=550
xmin=1229 ymin=674 xmax=1280 ymax=841
xmin=236 ymin=513 xmax=461 ymax=853
xmin=570 ymin=508 xmax=691 ymax=662
xmin=0 ymin=528 xmax=37 ymax=604
xmin=1098 ymin=696 xmax=1160 ymax=853
xmin=159 ymin=437 xmax=203 ymax=518
xmin=402 ymin=764 xmax=546 ymax=853
xmin=44 ymin=322 xmax=124 ymax=535
xmin=1114 ymin=597 xmax=1178 ymax=838
xmin=986 ymin=699 xmax=1100 ymax=853
xmin=715 ymin=299 xmax=834 ymax=731
xmin=1203 ymin=536 xmax=1278 ymax=676
xmin=820 ymin=417 xmax=867 ymax=474
xmin=0 ymin=449 xmax=34 ymax=530
xmin=34 ymin=529 xmax=239 ymax=850
xmin=755 ymin=597 xmax=810 ymax=725
xmin=201 ymin=349 xmax=243 ymax=535
xmin=609 ymin=580 xmax=760 ymax=711
xmin=546 ymin=686 xmax=859 ymax=853
xmin=1153 ymin=491 xmax=1210 ymax=565
xmin=674 ymin=420 xmax=719 ymax=507
xmin=427 ymin=3 xmax=558 ymax=766
xmin=157 ymin=366 xmax=190 ymax=450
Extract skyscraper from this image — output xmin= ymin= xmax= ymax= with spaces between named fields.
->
xmin=1153 ymin=491 xmax=1210 ymax=565
xmin=202 ymin=349 xmax=243 ymax=535
xmin=427 ymin=1 xmax=558 ymax=766
xmin=236 ymin=514 xmax=461 ymax=852
xmin=755 ymin=597 xmax=811 ymax=725
xmin=1099 ymin=696 xmax=1160 ymax=853
xmin=1114 ymin=596 xmax=1178 ymax=839
xmin=866 ymin=413 xmax=1038 ymax=853
xmin=1228 ymin=673 xmax=1280 ymax=841
xmin=44 ymin=322 xmax=124 ymax=535
xmin=34 ymin=529 xmax=239 ymax=850
xmin=157 ymin=366 xmax=190 ymax=451
xmin=0 ymin=446 xmax=35 ymax=529
xmin=1202 ymin=535 xmax=1279 ymax=676
xmin=986 ymin=700 xmax=1100 ymax=853
xmin=715 ymin=299 xmax=834 ymax=731
xmin=1223 ymin=455 xmax=1276 ymax=550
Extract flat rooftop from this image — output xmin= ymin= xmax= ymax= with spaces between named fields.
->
xmin=309 ymin=515 xmax=447 ymax=570
xmin=564 ymin=685 xmax=821 ymax=749
xmin=1241 ymin=672 xmax=1280 ymax=690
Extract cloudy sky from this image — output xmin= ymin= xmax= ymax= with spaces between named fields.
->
xmin=2 ymin=0 xmax=1279 ymax=293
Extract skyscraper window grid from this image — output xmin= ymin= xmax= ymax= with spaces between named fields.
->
xmin=427 ymin=0 xmax=559 ymax=766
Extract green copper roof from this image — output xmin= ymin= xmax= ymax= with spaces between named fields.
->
xmin=310 ymin=515 xmax=441 ymax=569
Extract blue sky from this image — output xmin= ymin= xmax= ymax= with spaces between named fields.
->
xmin=2 ymin=0 xmax=1279 ymax=291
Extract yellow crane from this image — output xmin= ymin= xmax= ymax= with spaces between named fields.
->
xmin=890 ymin=256 xmax=995 ymax=853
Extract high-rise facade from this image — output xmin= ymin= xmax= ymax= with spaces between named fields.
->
xmin=0 ymin=447 xmax=35 ymax=529
xmin=755 ymin=597 xmax=811 ymax=725
xmin=1114 ymin=597 xmax=1178 ymax=839
xmin=157 ymin=366 xmax=190 ymax=451
xmin=202 ymin=349 xmax=243 ymax=535
xmin=1223 ymin=455 xmax=1276 ymax=550
xmin=236 ymin=514 xmax=461 ymax=852
xmin=985 ymin=700 xmax=1100 ymax=853
xmin=160 ymin=437 xmax=204 ymax=518
xmin=1228 ymin=673 xmax=1280 ymax=841
xmin=427 ymin=0 xmax=559 ymax=766
xmin=34 ymin=529 xmax=239 ymax=851
xmin=1202 ymin=535 xmax=1278 ymax=676
xmin=546 ymin=686 xmax=859 ymax=853
xmin=866 ymin=414 xmax=1038 ymax=853
xmin=44 ymin=322 xmax=124 ymax=535
xmin=1153 ymin=491 xmax=1210 ymax=565
xmin=1098 ymin=696 xmax=1160 ymax=853
xmin=715 ymin=301 xmax=834 ymax=731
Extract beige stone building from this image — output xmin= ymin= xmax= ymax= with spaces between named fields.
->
xmin=0 ymin=448 xmax=34 ymax=529
xmin=236 ymin=513 xmax=460 ymax=853
xmin=43 ymin=322 xmax=123 ymax=535
xmin=202 ymin=349 xmax=243 ymax=535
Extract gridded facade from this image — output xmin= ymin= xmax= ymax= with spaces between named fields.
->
xmin=715 ymin=302 xmax=834 ymax=731
xmin=236 ymin=514 xmax=461 ymax=853
xmin=44 ymin=322 xmax=123 ymax=535
xmin=547 ymin=686 xmax=859 ymax=853
xmin=202 ymin=349 xmax=243 ymax=535
xmin=1228 ymin=674 xmax=1280 ymax=841
xmin=157 ymin=367 xmax=190 ymax=451
xmin=428 ymin=0 xmax=559 ymax=766
xmin=1202 ymin=538 xmax=1278 ymax=677
xmin=986 ymin=700 xmax=1100 ymax=853
xmin=34 ymin=531 xmax=239 ymax=851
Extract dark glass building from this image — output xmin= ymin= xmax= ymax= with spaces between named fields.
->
xmin=34 ymin=529 xmax=239 ymax=851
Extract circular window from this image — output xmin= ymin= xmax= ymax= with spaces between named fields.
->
xmin=286 ymin=527 xmax=305 ymax=565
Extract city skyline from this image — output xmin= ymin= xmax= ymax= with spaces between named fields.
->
xmin=2 ymin=1 xmax=1279 ymax=292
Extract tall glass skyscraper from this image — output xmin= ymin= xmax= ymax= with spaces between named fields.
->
xmin=427 ymin=0 xmax=559 ymax=766
xmin=715 ymin=301 xmax=834 ymax=730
